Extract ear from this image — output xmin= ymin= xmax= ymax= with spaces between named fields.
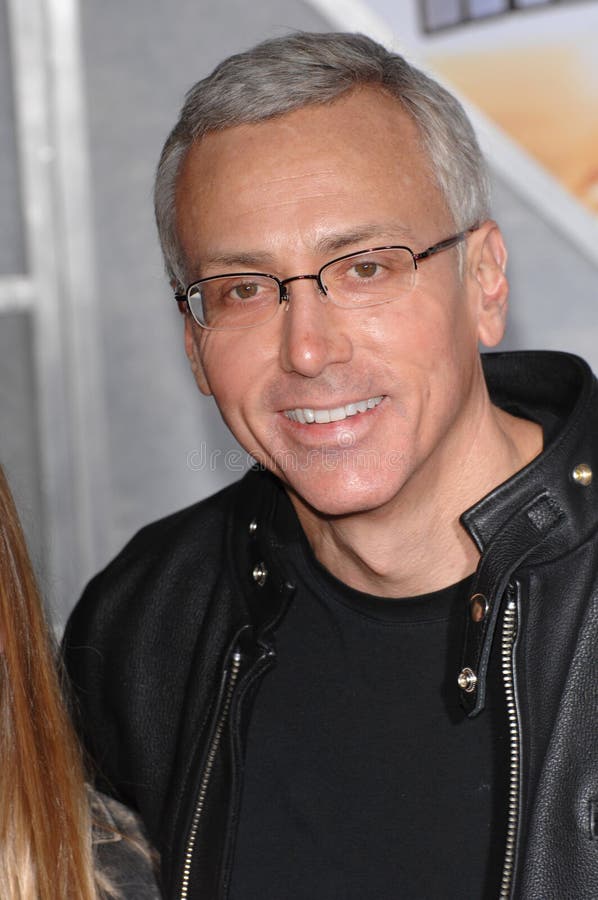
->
xmin=184 ymin=313 xmax=212 ymax=396
xmin=470 ymin=221 xmax=509 ymax=348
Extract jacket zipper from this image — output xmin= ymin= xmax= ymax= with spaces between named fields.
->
xmin=221 ymin=646 xmax=276 ymax=899
xmin=179 ymin=649 xmax=242 ymax=900
xmin=499 ymin=593 xmax=520 ymax=900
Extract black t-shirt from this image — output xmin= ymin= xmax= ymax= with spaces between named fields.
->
xmin=229 ymin=494 xmax=508 ymax=899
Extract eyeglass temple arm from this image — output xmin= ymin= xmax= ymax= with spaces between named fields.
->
xmin=174 ymin=291 xmax=192 ymax=316
xmin=413 ymin=227 xmax=477 ymax=263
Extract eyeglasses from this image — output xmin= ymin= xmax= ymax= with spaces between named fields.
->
xmin=174 ymin=227 xmax=477 ymax=331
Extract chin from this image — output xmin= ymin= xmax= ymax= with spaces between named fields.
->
xmin=282 ymin=465 xmax=408 ymax=520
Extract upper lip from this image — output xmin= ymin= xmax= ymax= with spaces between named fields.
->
xmin=278 ymin=393 xmax=385 ymax=412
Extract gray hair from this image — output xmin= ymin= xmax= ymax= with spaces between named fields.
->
xmin=154 ymin=31 xmax=490 ymax=285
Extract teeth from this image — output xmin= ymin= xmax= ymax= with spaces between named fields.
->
xmin=284 ymin=396 xmax=383 ymax=424
xmin=330 ymin=407 xmax=346 ymax=422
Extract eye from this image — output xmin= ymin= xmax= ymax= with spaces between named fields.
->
xmin=351 ymin=261 xmax=380 ymax=279
xmin=230 ymin=281 xmax=261 ymax=300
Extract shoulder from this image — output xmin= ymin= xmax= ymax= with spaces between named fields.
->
xmin=62 ymin=474 xmax=259 ymax=709
xmin=62 ymin=468 xmax=278 ymax=836
xmin=69 ymin=466 xmax=277 ymax=620
xmin=65 ymin=475 xmax=244 ymax=645
xmin=91 ymin=790 xmax=162 ymax=898
xmin=95 ymin=477 xmax=239 ymax=590
xmin=62 ymin=465 xmax=277 ymax=737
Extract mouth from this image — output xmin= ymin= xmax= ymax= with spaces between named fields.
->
xmin=283 ymin=395 xmax=384 ymax=425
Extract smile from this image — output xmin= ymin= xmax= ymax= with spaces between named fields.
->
xmin=283 ymin=395 xmax=384 ymax=424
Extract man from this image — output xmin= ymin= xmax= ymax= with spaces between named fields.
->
xmin=64 ymin=32 xmax=598 ymax=900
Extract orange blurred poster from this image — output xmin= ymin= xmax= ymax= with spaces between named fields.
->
xmin=425 ymin=4 xmax=598 ymax=218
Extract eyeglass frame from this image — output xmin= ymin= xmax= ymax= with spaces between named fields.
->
xmin=174 ymin=226 xmax=478 ymax=330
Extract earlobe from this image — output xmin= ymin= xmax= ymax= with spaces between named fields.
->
xmin=184 ymin=314 xmax=212 ymax=396
xmin=472 ymin=222 xmax=509 ymax=348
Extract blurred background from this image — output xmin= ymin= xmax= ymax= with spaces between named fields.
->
xmin=1 ymin=0 xmax=597 ymax=625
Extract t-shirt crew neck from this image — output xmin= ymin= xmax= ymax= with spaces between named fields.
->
xmin=292 ymin=529 xmax=474 ymax=625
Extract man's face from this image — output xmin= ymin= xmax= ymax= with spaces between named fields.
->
xmin=176 ymin=87 xmax=506 ymax=518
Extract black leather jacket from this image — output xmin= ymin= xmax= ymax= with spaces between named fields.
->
xmin=64 ymin=351 xmax=598 ymax=899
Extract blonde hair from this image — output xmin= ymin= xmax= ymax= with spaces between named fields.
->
xmin=0 ymin=466 xmax=101 ymax=899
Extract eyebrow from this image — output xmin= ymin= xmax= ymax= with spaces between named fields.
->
xmin=199 ymin=250 xmax=276 ymax=271
xmin=313 ymin=224 xmax=416 ymax=255
xmin=195 ymin=222 xmax=417 ymax=274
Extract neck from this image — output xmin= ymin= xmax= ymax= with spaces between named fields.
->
xmin=288 ymin=395 xmax=543 ymax=598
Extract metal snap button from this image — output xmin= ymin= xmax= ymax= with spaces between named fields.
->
xmin=469 ymin=593 xmax=488 ymax=623
xmin=572 ymin=463 xmax=592 ymax=486
xmin=252 ymin=562 xmax=267 ymax=586
xmin=457 ymin=667 xmax=478 ymax=693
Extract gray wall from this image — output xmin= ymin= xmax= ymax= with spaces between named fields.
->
xmin=493 ymin=173 xmax=598 ymax=360
xmin=0 ymin=0 xmax=42 ymax=574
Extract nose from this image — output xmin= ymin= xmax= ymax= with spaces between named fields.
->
xmin=278 ymin=278 xmax=353 ymax=378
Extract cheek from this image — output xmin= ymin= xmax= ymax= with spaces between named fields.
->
xmin=199 ymin=333 xmax=269 ymax=418
xmin=406 ymin=286 xmax=478 ymax=361
xmin=198 ymin=336 xmax=237 ymax=402
xmin=367 ymin=292 xmax=479 ymax=424
xmin=365 ymin=295 xmax=467 ymax=371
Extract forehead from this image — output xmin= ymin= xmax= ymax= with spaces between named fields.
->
xmin=175 ymin=87 xmax=451 ymax=269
